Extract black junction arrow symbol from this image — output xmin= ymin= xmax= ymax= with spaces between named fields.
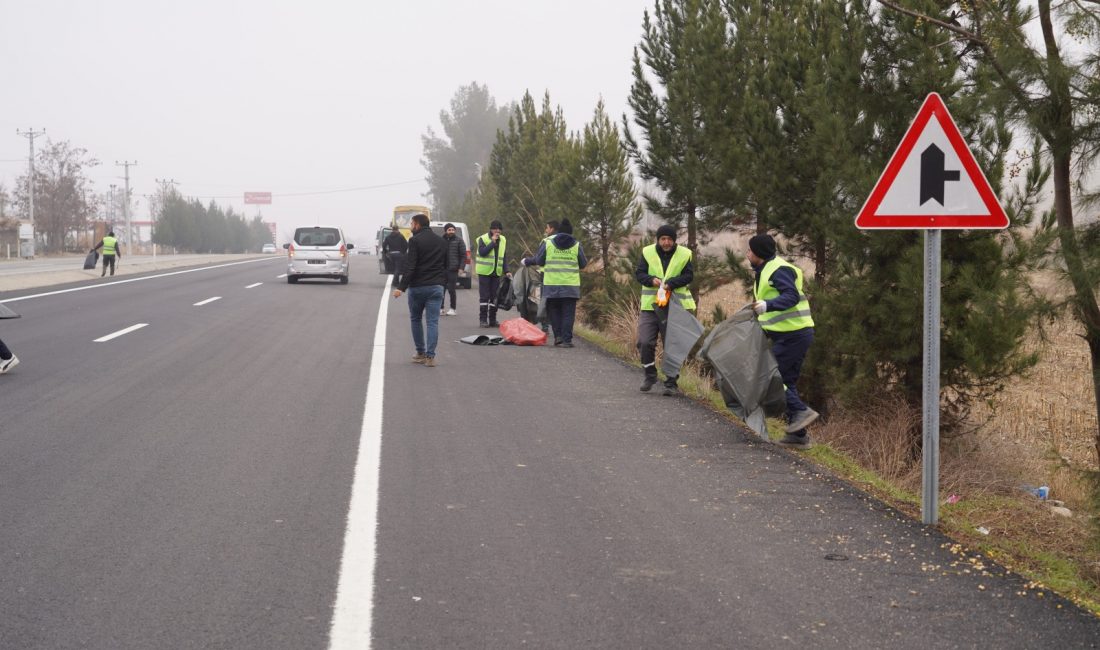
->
xmin=919 ymin=144 xmax=960 ymax=206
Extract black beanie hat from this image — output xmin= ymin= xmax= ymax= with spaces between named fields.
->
xmin=444 ymin=222 xmax=454 ymax=230
xmin=490 ymin=220 xmax=503 ymax=231
xmin=558 ymin=218 xmax=573 ymax=234
xmin=655 ymin=224 xmax=677 ymax=240
xmin=749 ymin=234 xmax=777 ymax=259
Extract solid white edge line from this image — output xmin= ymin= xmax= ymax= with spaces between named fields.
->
xmin=94 ymin=323 xmax=148 ymax=342
xmin=245 ymin=282 xmax=263 ymax=289
xmin=0 ymin=257 xmax=278 ymax=305
xmin=329 ymin=275 xmax=392 ymax=649
xmin=193 ymin=296 xmax=222 ymax=306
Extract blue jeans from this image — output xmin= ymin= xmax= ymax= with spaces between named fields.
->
xmin=407 ymin=285 xmax=444 ymax=357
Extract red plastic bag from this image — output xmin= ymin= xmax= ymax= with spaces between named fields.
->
xmin=498 ymin=317 xmax=548 ymax=346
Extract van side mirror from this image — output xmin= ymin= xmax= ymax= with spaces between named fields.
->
xmin=282 ymin=243 xmax=290 ymax=249
xmin=346 ymin=243 xmax=355 ymax=250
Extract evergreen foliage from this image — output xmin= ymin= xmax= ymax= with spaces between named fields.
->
xmin=421 ymin=83 xmax=512 ymax=221
xmin=575 ymin=99 xmax=642 ymax=286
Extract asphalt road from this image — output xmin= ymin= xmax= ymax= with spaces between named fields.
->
xmin=0 ymin=257 xmax=1098 ymax=649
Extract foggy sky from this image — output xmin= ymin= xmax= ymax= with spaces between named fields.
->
xmin=0 ymin=0 xmax=655 ymax=246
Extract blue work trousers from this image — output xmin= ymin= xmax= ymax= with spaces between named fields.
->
xmin=407 ymin=285 xmax=444 ymax=358
xmin=769 ymin=327 xmax=814 ymax=418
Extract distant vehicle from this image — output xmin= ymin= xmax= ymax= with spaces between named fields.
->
xmin=430 ymin=221 xmax=472 ymax=289
xmin=284 ymin=225 xmax=353 ymax=284
xmin=391 ymin=204 xmax=431 ymax=240
xmin=261 ymin=243 xmax=277 ymax=254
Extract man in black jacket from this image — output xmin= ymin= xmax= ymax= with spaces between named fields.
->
xmin=392 ymin=213 xmax=447 ymax=367
xmin=382 ymin=228 xmax=409 ymax=285
xmin=441 ymin=223 xmax=467 ymax=316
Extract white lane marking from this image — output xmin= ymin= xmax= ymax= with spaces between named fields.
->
xmin=277 ymin=273 xmax=287 ymax=278
xmin=193 ymin=296 xmax=222 ymax=306
xmin=94 ymin=323 xmax=148 ymax=342
xmin=0 ymin=258 xmax=279 ymax=305
xmin=329 ymin=274 xmax=392 ymax=649
xmin=245 ymin=282 xmax=263 ymax=289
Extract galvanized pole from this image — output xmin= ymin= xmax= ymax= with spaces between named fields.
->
xmin=922 ymin=229 xmax=942 ymax=524
xmin=16 ymin=128 xmax=45 ymax=257
xmin=116 ymin=160 xmax=137 ymax=251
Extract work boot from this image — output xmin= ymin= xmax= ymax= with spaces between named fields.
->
xmin=479 ymin=305 xmax=488 ymax=325
xmin=640 ymin=375 xmax=658 ymax=392
xmin=777 ymin=432 xmax=812 ymax=450
xmin=424 ymin=357 xmax=436 ymax=367
xmin=554 ymin=338 xmax=563 ymax=346
xmin=662 ymin=379 xmax=680 ymax=397
xmin=412 ymin=353 xmax=427 ymax=364
xmin=786 ymin=407 xmax=820 ymax=433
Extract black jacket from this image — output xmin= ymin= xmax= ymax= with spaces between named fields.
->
xmin=634 ymin=243 xmax=693 ymax=289
xmin=399 ymin=227 xmax=447 ymax=290
xmin=443 ymin=234 xmax=467 ymax=272
xmin=383 ymin=231 xmax=408 ymax=255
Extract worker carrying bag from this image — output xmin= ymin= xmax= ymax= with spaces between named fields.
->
xmin=83 ymin=250 xmax=99 ymax=270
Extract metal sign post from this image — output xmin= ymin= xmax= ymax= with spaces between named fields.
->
xmin=922 ymin=230 xmax=941 ymax=524
xmin=855 ymin=93 xmax=1008 ymax=525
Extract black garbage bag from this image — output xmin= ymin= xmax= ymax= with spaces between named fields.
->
xmin=496 ymin=275 xmax=515 ymax=311
xmin=83 ymin=250 xmax=99 ymax=270
xmin=512 ymin=265 xmax=542 ymax=323
xmin=699 ymin=306 xmax=787 ymax=438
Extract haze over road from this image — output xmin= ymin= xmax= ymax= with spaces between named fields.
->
xmin=1 ymin=258 xmax=1097 ymax=648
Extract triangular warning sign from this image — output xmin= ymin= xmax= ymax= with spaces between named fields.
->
xmin=855 ymin=93 xmax=1008 ymax=230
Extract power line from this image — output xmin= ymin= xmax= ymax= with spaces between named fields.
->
xmin=183 ymin=178 xmax=424 ymax=200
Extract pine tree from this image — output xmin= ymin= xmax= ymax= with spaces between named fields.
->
xmin=488 ymin=91 xmax=579 ymax=256
xmin=576 ymin=99 xmax=642 ymax=286
xmin=622 ymin=0 xmax=732 ymax=250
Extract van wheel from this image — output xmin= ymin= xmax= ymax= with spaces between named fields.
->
xmin=288 ymin=276 xmax=298 ymax=284
xmin=340 ymin=275 xmax=349 ymax=284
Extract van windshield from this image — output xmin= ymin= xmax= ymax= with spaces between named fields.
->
xmin=294 ymin=228 xmax=341 ymax=247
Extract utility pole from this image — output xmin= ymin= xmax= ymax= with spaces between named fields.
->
xmin=108 ymin=184 xmax=117 ymax=227
xmin=116 ymin=160 xmax=137 ymax=252
xmin=16 ymin=128 xmax=45 ymax=257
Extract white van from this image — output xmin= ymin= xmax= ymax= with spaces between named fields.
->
xmin=430 ymin=221 xmax=472 ymax=289
xmin=284 ymin=225 xmax=353 ymax=284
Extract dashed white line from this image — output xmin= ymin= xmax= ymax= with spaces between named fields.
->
xmin=276 ymin=273 xmax=287 ymax=278
xmin=245 ymin=282 xmax=263 ymax=289
xmin=329 ymin=275 xmax=392 ymax=649
xmin=193 ymin=296 xmax=222 ymax=306
xmin=94 ymin=323 xmax=148 ymax=342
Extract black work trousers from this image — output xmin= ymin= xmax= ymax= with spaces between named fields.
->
xmin=546 ymin=297 xmax=577 ymax=344
xmin=637 ymin=308 xmax=669 ymax=380
xmin=101 ymin=254 xmax=116 ymax=276
xmin=478 ymin=275 xmax=501 ymax=324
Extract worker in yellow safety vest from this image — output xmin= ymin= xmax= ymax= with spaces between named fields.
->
xmin=522 ymin=218 xmax=586 ymax=347
xmin=475 ymin=220 xmax=511 ymax=327
xmin=747 ymin=233 xmax=818 ymax=449
xmin=635 ymin=224 xmax=695 ymax=396
xmin=92 ymin=230 xmax=122 ymax=277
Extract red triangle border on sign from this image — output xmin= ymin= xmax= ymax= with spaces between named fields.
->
xmin=855 ymin=93 xmax=1009 ymax=230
